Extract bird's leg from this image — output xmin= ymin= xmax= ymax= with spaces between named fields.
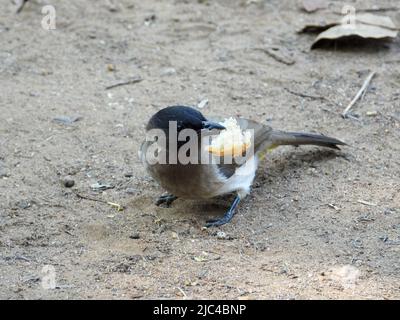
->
xmin=16 ymin=0 xmax=29 ymax=13
xmin=206 ymin=195 xmax=241 ymax=227
xmin=155 ymin=194 xmax=178 ymax=207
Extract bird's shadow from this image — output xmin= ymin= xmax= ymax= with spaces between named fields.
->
xmin=263 ymin=148 xmax=345 ymax=180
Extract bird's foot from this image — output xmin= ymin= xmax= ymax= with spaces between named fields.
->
xmin=206 ymin=213 xmax=234 ymax=227
xmin=155 ymin=194 xmax=178 ymax=207
xmin=205 ymin=196 xmax=241 ymax=228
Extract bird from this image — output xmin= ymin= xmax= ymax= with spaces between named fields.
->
xmin=140 ymin=105 xmax=346 ymax=227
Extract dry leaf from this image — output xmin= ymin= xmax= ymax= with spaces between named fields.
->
xmin=341 ymin=13 xmax=398 ymax=30
xmin=300 ymin=13 xmax=399 ymax=35
xmin=312 ymin=24 xmax=398 ymax=48
xmin=298 ymin=20 xmax=337 ymax=33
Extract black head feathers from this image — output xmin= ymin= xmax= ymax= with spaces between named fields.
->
xmin=146 ymin=106 xmax=207 ymax=132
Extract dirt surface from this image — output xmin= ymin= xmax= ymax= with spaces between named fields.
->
xmin=1 ymin=0 xmax=400 ymax=300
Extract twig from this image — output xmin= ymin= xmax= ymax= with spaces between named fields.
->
xmin=74 ymin=192 xmax=124 ymax=211
xmin=345 ymin=113 xmax=363 ymax=123
xmin=105 ymin=76 xmax=143 ymax=90
xmin=203 ymin=67 xmax=238 ymax=75
xmin=284 ymin=87 xmax=327 ymax=101
xmin=327 ymin=203 xmax=340 ymax=211
xmin=357 ymin=199 xmax=377 ymax=206
xmin=342 ymin=71 xmax=376 ymax=118
xmin=176 ymin=287 xmax=188 ymax=298
xmin=321 ymin=107 xmax=337 ymax=115
xmin=254 ymin=47 xmax=295 ymax=65
xmin=15 ymin=255 xmax=31 ymax=262
xmin=75 ymin=192 xmax=107 ymax=203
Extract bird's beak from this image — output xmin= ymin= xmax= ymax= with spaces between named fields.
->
xmin=202 ymin=120 xmax=225 ymax=131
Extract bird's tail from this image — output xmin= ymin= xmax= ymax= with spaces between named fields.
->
xmin=268 ymin=130 xmax=346 ymax=150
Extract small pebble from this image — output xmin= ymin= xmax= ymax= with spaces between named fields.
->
xmin=107 ymin=64 xmax=116 ymax=71
xmin=0 ymin=170 xmax=9 ymax=178
xmin=91 ymin=182 xmax=114 ymax=191
xmin=124 ymin=172 xmax=133 ymax=178
xmin=144 ymin=14 xmax=156 ymax=25
xmin=171 ymin=232 xmax=179 ymax=239
xmin=126 ymin=188 xmax=137 ymax=195
xmin=53 ymin=116 xmax=82 ymax=125
xmin=16 ymin=200 xmax=31 ymax=209
xmin=160 ymin=67 xmax=176 ymax=76
xmin=62 ymin=177 xmax=75 ymax=188
xmin=197 ymin=99 xmax=209 ymax=109
xmin=366 ymin=111 xmax=378 ymax=117
xmin=129 ymin=233 xmax=140 ymax=239
xmin=216 ymin=231 xmax=229 ymax=240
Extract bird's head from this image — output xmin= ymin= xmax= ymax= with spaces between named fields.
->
xmin=146 ymin=105 xmax=225 ymax=133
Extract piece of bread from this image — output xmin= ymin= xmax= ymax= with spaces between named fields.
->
xmin=207 ymin=118 xmax=251 ymax=156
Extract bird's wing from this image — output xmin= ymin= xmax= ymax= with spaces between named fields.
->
xmin=235 ymin=118 xmax=274 ymax=153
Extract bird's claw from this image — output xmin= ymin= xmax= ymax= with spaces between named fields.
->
xmin=155 ymin=194 xmax=178 ymax=207
xmin=205 ymin=216 xmax=232 ymax=228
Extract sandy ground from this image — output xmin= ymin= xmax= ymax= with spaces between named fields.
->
xmin=0 ymin=0 xmax=399 ymax=299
